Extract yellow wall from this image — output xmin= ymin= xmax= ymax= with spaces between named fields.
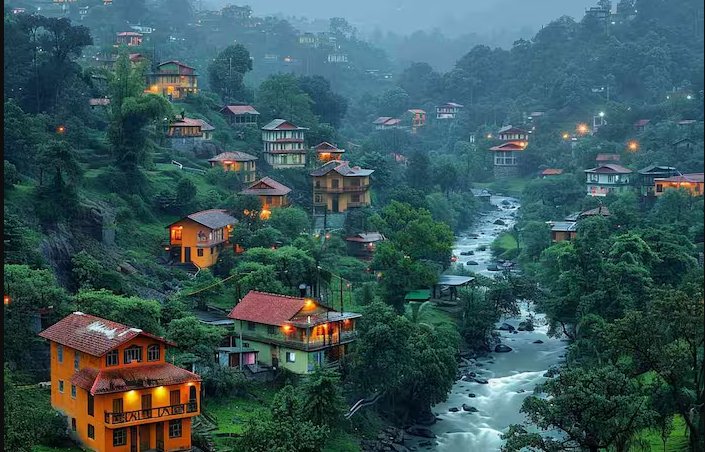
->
xmin=312 ymin=174 xmax=371 ymax=212
xmin=169 ymin=219 xmax=233 ymax=268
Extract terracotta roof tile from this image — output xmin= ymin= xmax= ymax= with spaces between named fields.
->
xmin=240 ymin=177 xmax=291 ymax=196
xmin=542 ymin=168 xmax=563 ymax=175
xmin=39 ymin=313 xmax=174 ymax=357
xmin=72 ymin=363 xmax=201 ymax=395
xmin=227 ymin=291 xmax=306 ymax=326
xmin=220 ymin=105 xmax=260 ymax=115
xmin=208 ymin=151 xmax=258 ymax=162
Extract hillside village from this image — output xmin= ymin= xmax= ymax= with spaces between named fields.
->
xmin=3 ymin=1 xmax=705 ymax=452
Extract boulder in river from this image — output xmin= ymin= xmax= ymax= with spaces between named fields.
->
xmin=533 ymin=340 xmax=544 ymax=344
xmin=462 ymin=404 xmax=479 ymax=412
xmin=473 ymin=378 xmax=489 ymax=384
xmin=499 ymin=322 xmax=515 ymax=332
xmin=517 ymin=320 xmax=535 ymax=331
xmin=406 ymin=426 xmax=436 ymax=439
xmin=502 ymin=200 xmax=511 ymax=206
xmin=487 ymin=264 xmax=500 ymax=271
xmin=468 ymin=234 xmax=479 ymax=239
xmin=468 ymin=393 xmax=476 ymax=398
xmin=460 ymin=251 xmax=474 ymax=256
xmin=466 ymin=261 xmax=479 ymax=265
xmin=448 ymin=407 xmax=459 ymax=413
xmin=495 ymin=344 xmax=513 ymax=353
xmin=544 ymin=366 xmax=560 ymax=378
xmin=493 ymin=219 xmax=506 ymax=225
xmin=477 ymin=245 xmax=487 ymax=251
xmin=415 ymin=412 xmax=437 ymax=426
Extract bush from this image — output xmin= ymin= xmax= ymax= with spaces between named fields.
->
xmin=201 ymin=366 xmax=250 ymax=397
xmin=4 ymin=160 xmax=19 ymax=189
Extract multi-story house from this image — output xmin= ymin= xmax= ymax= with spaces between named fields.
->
xmin=313 ymin=142 xmax=345 ymax=163
xmin=115 ymin=31 xmax=142 ymax=47
xmin=165 ymin=116 xmax=214 ymax=151
xmin=407 ymin=109 xmax=426 ymax=131
xmin=344 ymin=232 xmax=386 ymax=260
xmin=435 ymin=102 xmax=463 ymax=120
xmin=219 ymin=105 xmax=260 ymax=127
xmin=311 ymin=161 xmax=374 ymax=214
xmin=38 ymin=312 xmax=201 ymax=452
xmin=146 ymin=61 xmax=198 ymax=100
xmin=208 ymin=151 xmax=258 ymax=184
xmin=654 ymin=173 xmax=704 ymax=197
xmin=227 ymin=291 xmax=361 ymax=373
xmin=490 ymin=125 xmax=530 ymax=178
xmin=584 ymin=164 xmax=633 ymax=197
xmin=261 ymin=119 xmax=308 ymax=169
xmin=636 ymin=165 xmax=677 ymax=197
xmin=165 ymin=209 xmax=237 ymax=269
xmin=240 ymin=177 xmax=291 ymax=220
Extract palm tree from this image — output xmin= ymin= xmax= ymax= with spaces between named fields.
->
xmin=404 ymin=301 xmax=435 ymax=329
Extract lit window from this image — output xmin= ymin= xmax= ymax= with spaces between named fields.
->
xmin=286 ymin=352 xmax=296 ymax=363
xmin=197 ymin=249 xmax=204 ymax=257
xmin=147 ymin=344 xmax=160 ymax=362
xmin=113 ymin=428 xmax=127 ymax=446
xmin=169 ymin=419 xmax=183 ymax=438
xmin=124 ymin=345 xmax=142 ymax=364
xmin=57 ymin=345 xmax=63 ymax=363
xmin=106 ymin=350 xmax=119 ymax=366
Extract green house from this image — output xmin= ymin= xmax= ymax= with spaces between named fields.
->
xmin=227 ymin=291 xmax=361 ymax=374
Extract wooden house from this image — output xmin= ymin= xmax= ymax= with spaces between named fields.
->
xmin=407 ymin=109 xmax=426 ymax=132
xmin=115 ymin=31 xmax=142 ymax=47
xmin=633 ymin=119 xmax=650 ymax=133
xmin=240 ymin=177 xmax=291 ymax=219
xmin=313 ymin=142 xmax=345 ymax=163
xmin=165 ymin=209 xmax=237 ymax=269
xmin=584 ymin=164 xmax=633 ymax=197
xmin=165 ymin=117 xmax=214 ymax=151
xmin=345 ymin=232 xmax=385 ymax=259
xmin=39 ymin=312 xmax=201 ymax=452
xmin=373 ymin=117 xmax=401 ymax=130
xmin=673 ymin=138 xmax=696 ymax=151
xmin=208 ymin=151 xmax=257 ymax=184
xmin=636 ymin=165 xmax=677 ymax=197
xmin=490 ymin=125 xmax=529 ymax=178
xmin=219 ymin=105 xmax=260 ymax=127
xmin=311 ymin=161 xmax=374 ymax=214
xmin=146 ymin=61 xmax=198 ymax=100
xmin=261 ymin=119 xmax=308 ymax=169
xmin=654 ymin=173 xmax=704 ymax=197
xmin=436 ymin=102 xmax=463 ymax=120
xmin=227 ymin=291 xmax=361 ymax=373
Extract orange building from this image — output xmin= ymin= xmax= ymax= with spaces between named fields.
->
xmin=654 ymin=173 xmax=704 ymax=196
xmin=166 ymin=209 xmax=237 ymax=269
xmin=240 ymin=177 xmax=291 ymax=220
xmin=407 ymin=109 xmax=426 ymax=132
xmin=38 ymin=312 xmax=201 ymax=452
xmin=313 ymin=142 xmax=345 ymax=163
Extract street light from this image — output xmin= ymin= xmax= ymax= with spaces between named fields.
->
xmin=576 ymin=123 xmax=589 ymax=135
xmin=562 ymin=132 xmax=570 ymax=140
xmin=599 ymin=111 xmax=605 ymax=117
xmin=627 ymin=140 xmax=639 ymax=152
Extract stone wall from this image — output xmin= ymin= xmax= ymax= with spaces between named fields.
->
xmin=493 ymin=164 xmax=519 ymax=179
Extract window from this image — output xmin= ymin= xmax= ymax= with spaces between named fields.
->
xmin=171 ymin=227 xmax=183 ymax=241
xmin=113 ymin=428 xmax=127 ymax=447
xmin=147 ymin=344 xmax=160 ymax=362
xmin=351 ymin=194 xmax=361 ymax=203
xmin=286 ymin=352 xmax=296 ymax=363
xmin=267 ymin=325 xmax=276 ymax=335
xmin=87 ymin=393 xmax=94 ymax=416
xmin=607 ymin=175 xmax=615 ymax=183
xmin=71 ymin=418 xmax=76 ymax=431
xmin=124 ymin=345 xmax=142 ymax=364
xmin=332 ymin=179 xmax=340 ymax=188
xmin=87 ymin=424 xmax=95 ymax=439
xmin=57 ymin=345 xmax=63 ymax=363
xmin=170 ymin=390 xmax=181 ymax=407
xmin=314 ymin=194 xmax=323 ymax=203
xmin=247 ymin=321 xmax=256 ymax=331
xmin=112 ymin=398 xmax=123 ymax=413
xmin=197 ymin=248 xmax=204 ymax=257
xmin=71 ymin=385 xmax=77 ymax=399
xmin=210 ymin=247 xmax=214 ymax=255
xmin=169 ymin=419 xmax=183 ymax=438
xmin=141 ymin=394 xmax=152 ymax=418
xmin=105 ymin=350 xmax=119 ymax=366
xmin=59 ymin=380 xmax=64 ymax=393
xmin=74 ymin=351 xmax=80 ymax=371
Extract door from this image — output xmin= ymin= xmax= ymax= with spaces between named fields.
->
xmin=189 ymin=386 xmax=197 ymax=412
xmin=141 ymin=394 xmax=152 ymax=419
xmin=130 ymin=427 xmax=137 ymax=452
xmin=332 ymin=196 xmax=339 ymax=213
xmin=156 ymin=422 xmax=164 ymax=452
xmin=184 ymin=247 xmax=191 ymax=263
xmin=139 ymin=424 xmax=150 ymax=452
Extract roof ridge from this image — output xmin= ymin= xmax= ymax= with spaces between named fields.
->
xmin=249 ymin=290 xmax=306 ymax=301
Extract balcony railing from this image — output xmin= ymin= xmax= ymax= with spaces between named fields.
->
xmin=314 ymin=185 xmax=369 ymax=193
xmin=104 ymin=401 xmax=198 ymax=425
xmin=241 ymin=330 xmax=358 ymax=351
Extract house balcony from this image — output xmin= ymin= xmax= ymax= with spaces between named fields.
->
xmin=196 ymin=237 xmax=228 ymax=248
xmin=313 ymin=185 xmax=369 ymax=193
xmin=104 ymin=401 xmax=199 ymax=427
xmin=241 ymin=330 xmax=358 ymax=351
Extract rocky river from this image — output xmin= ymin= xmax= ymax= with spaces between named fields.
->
xmin=406 ymin=195 xmax=567 ymax=452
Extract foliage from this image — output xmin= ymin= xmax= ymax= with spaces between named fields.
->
xmin=300 ymin=367 xmax=346 ymax=429
xmin=268 ymin=207 xmax=310 ymax=243
xmin=74 ymin=289 xmax=164 ymax=336
xmin=207 ymin=44 xmax=252 ymax=103
xmin=166 ymin=316 xmax=224 ymax=362
xmin=201 ymin=366 xmax=250 ymax=398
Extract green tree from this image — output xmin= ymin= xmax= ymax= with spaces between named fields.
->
xmin=166 ymin=316 xmax=224 ymax=362
xmin=256 ymin=74 xmax=316 ymax=126
xmin=207 ymin=44 xmax=252 ymax=103
xmin=298 ymin=75 xmax=348 ymax=127
xmin=74 ymin=289 xmax=164 ymax=336
xmin=268 ymin=207 xmax=310 ymax=242
xmin=300 ymin=367 xmax=346 ymax=429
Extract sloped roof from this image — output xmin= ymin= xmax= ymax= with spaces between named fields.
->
xmin=634 ymin=119 xmax=650 ymax=127
xmin=438 ymin=102 xmax=464 ymax=108
xmin=208 ymin=151 xmax=258 ymax=163
xmin=672 ymin=137 xmax=695 ymax=145
xmin=542 ymin=168 xmax=564 ymax=175
xmin=585 ymin=164 xmax=633 ymax=174
xmin=261 ymin=119 xmax=307 ymax=131
xmin=72 ymin=363 xmax=201 ymax=395
xmin=373 ymin=116 xmax=393 ymax=125
xmin=310 ymin=160 xmax=374 ymax=177
xmin=655 ymin=173 xmax=704 ymax=183
xmin=240 ymin=177 xmax=291 ymax=196
xmin=638 ymin=164 xmax=676 ymax=174
xmin=580 ymin=205 xmax=611 ymax=218
xmin=117 ymin=31 xmax=142 ymax=37
xmin=169 ymin=117 xmax=213 ymax=130
xmin=39 ymin=312 xmax=174 ymax=357
xmin=227 ymin=291 xmax=307 ymax=326
xmin=498 ymin=125 xmax=529 ymax=135
xmin=314 ymin=142 xmax=344 ymax=153
xmin=490 ymin=142 xmax=527 ymax=151
xmin=408 ymin=109 xmax=426 ymax=114
xmin=345 ymin=232 xmax=385 ymax=243
xmin=168 ymin=209 xmax=237 ymax=230
xmin=158 ymin=60 xmax=195 ymax=70
xmin=550 ymin=221 xmax=578 ymax=232
xmin=220 ymin=105 xmax=260 ymax=115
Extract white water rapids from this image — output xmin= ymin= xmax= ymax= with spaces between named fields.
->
xmin=408 ymin=195 xmax=567 ymax=451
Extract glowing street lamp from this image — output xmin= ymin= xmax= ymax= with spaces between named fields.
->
xmin=562 ymin=132 xmax=570 ymax=140
xmin=56 ymin=125 xmax=66 ymax=134
xmin=599 ymin=111 xmax=605 ymax=118
xmin=486 ymin=134 xmax=493 ymax=139
xmin=627 ymin=140 xmax=639 ymax=152
xmin=576 ymin=123 xmax=589 ymax=135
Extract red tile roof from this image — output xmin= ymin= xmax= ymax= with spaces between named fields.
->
xmin=208 ymin=151 xmax=257 ymax=162
xmin=117 ymin=31 xmax=142 ymax=37
xmin=262 ymin=119 xmax=306 ymax=131
xmin=314 ymin=142 xmax=344 ymax=152
xmin=310 ymin=161 xmax=374 ymax=177
xmin=39 ymin=313 xmax=174 ymax=357
xmin=655 ymin=173 xmax=704 ymax=183
xmin=169 ymin=117 xmax=214 ymax=131
xmin=220 ymin=105 xmax=260 ymax=115
xmin=228 ymin=291 xmax=306 ymax=326
xmin=490 ymin=141 xmax=527 ymax=151
xmin=72 ymin=363 xmax=201 ymax=395
xmin=240 ymin=177 xmax=291 ymax=196
xmin=541 ymin=168 xmax=564 ymax=175
xmin=498 ymin=125 xmax=529 ymax=135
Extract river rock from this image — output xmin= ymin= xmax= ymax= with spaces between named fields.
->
xmin=462 ymin=404 xmax=479 ymax=412
xmin=468 ymin=393 xmax=476 ymax=398
xmin=419 ymin=441 xmax=433 ymax=447
xmin=495 ymin=344 xmax=513 ymax=353
xmin=517 ymin=389 xmax=526 ymax=393
xmin=487 ymin=264 xmax=500 ymax=271
xmin=544 ymin=366 xmax=560 ymax=378
xmin=460 ymin=251 xmax=473 ymax=256
xmin=391 ymin=445 xmax=410 ymax=452
xmin=499 ymin=323 xmax=515 ymax=331
xmin=493 ymin=219 xmax=506 ymax=225
xmin=512 ymin=330 xmax=519 ymax=334
xmin=533 ymin=340 xmax=544 ymax=344
xmin=473 ymin=378 xmax=489 ymax=384
xmin=517 ymin=320 xmax=534 ymax=331
xmin=406 ymin=426 xmax=436 ymax=439
xmin=466 ymin=261 xmax=479 ymax=265
xmin=477 ymin=245 xmax=487 ymax=251
xmin=448 ymin=407 xmax=459 ymax=412
xmin=502 ymin=200 xmax=511 ymax=206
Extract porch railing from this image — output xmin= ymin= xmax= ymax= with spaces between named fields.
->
xmin=104 ymin=401 xmax=198 ymax=425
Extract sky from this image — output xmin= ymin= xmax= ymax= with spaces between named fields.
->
xmin=205 ymin=0 xmax=596 ymax=38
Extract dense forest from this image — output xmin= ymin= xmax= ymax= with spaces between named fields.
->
xmin=3 ymin=0 xmax=704 ymax=451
